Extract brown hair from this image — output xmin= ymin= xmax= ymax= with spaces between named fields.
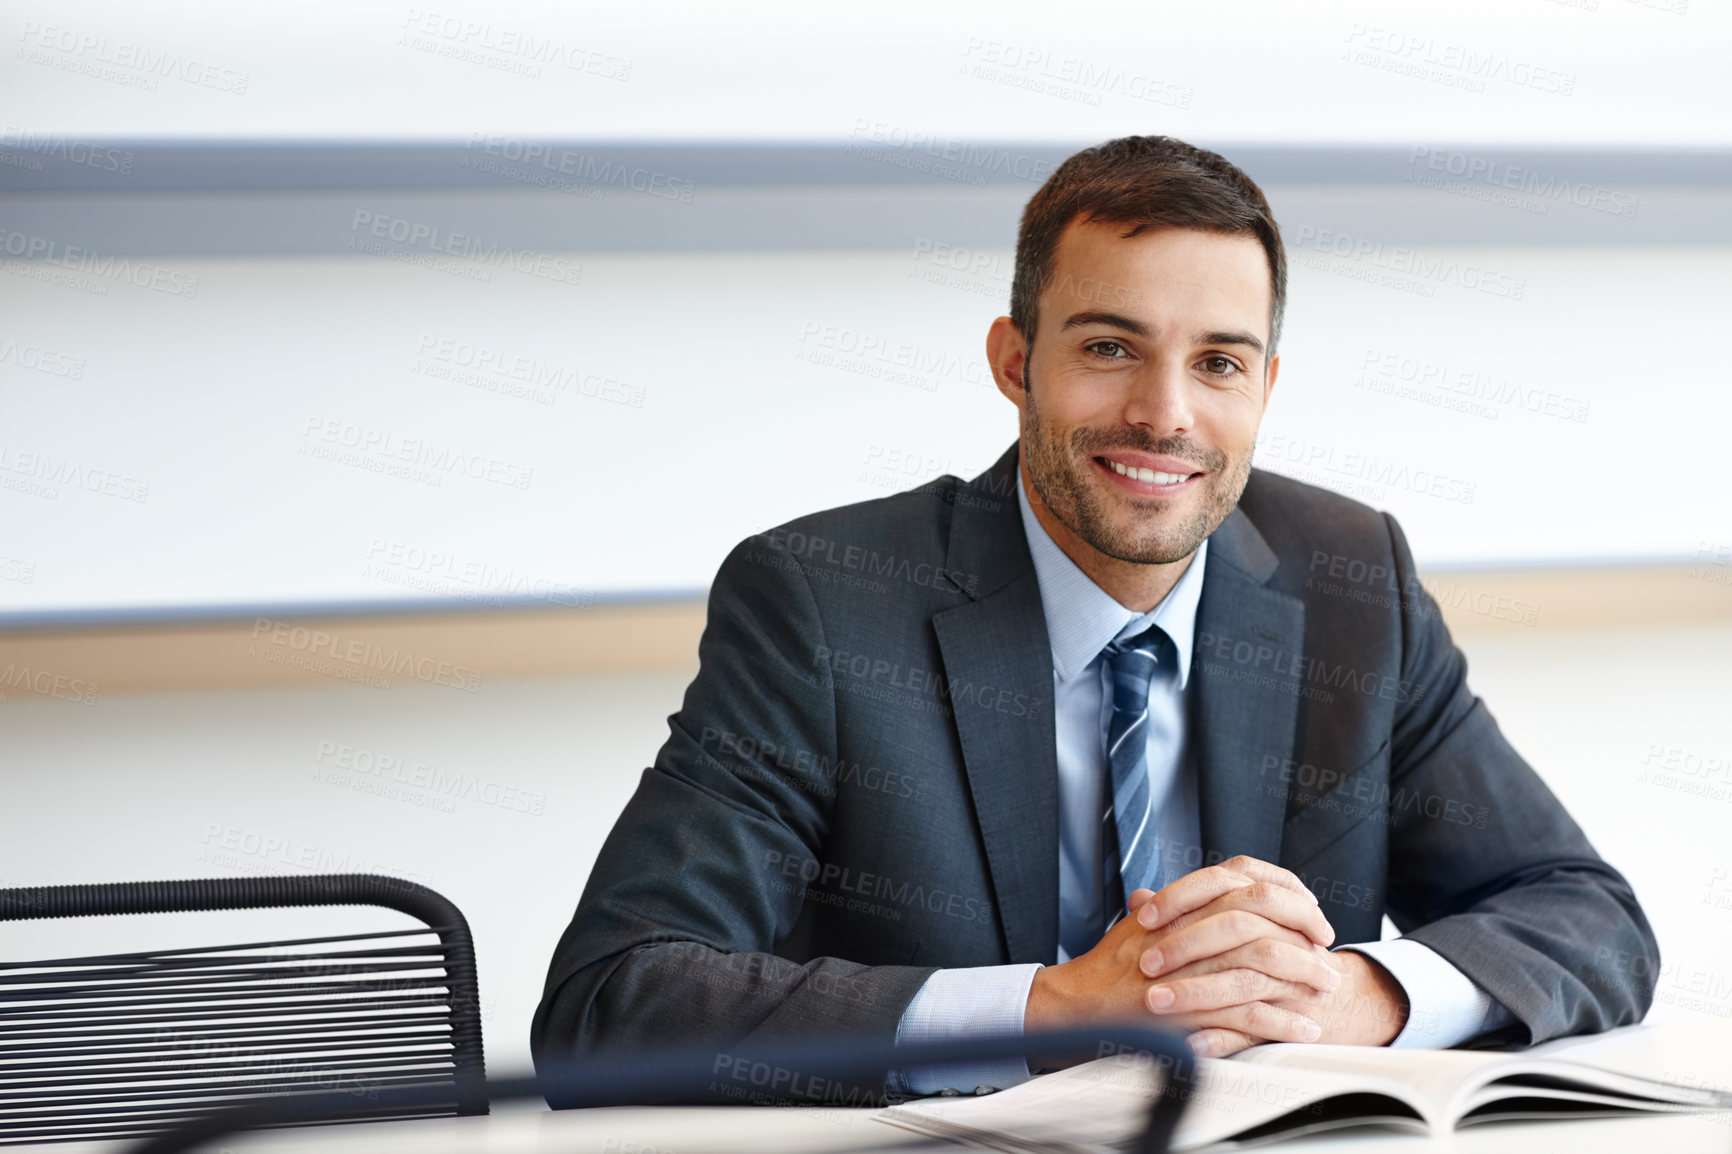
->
xmin=1010 ymin=136 xmax=1288 ymax=356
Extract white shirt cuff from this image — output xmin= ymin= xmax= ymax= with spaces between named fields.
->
xmin=892 ymin=964 xmax=1043 ymax=1095
xmin=1337 ymin=938 xmax=1514 ymax=1048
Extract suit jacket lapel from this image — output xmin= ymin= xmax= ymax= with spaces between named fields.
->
xmin=930 ymin=446 xmax=1060 ymax=965
xmin=1190 ymin=506 xmax=1306 ymax=867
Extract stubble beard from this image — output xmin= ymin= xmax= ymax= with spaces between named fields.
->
xmin=1021 ymin=370 xmax=1251 ymax=565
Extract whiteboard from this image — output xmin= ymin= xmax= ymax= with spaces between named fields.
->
xmin=3 ymin=243 xmax=1728 ymax=618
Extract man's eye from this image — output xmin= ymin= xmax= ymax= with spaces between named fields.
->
xmin=1088 ymin=341 xmax=1128 ymax=358
xmin=1200 ymin=355 xmax=1239 ymax=375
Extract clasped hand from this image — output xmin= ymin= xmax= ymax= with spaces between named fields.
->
xmin=1025 ymin=856 xmax=1407 ymax=1055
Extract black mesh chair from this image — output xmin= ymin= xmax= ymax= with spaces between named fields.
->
xmin=0 ymin=874 xmax=486 ymax=1146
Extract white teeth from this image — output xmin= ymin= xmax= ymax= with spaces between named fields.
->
xmin=1108 ymin=460 xmax=1189 ymax=485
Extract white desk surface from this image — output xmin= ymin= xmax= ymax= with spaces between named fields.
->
xmin=29 ymin=1019 xmax=1732 ymax=1154
xmin=56 ymin=1100 xmax=1732 ymax=1154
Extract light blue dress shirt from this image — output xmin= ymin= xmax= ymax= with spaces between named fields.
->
xmin=891 ymin=480 xmax=1509 ymax=1095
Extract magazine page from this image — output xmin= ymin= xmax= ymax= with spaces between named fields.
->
xmin=1237 ymin=1024 xmax=1732 ymax=1123
xmin=877 ymin=1053 xmax=1434 ymax=1153
xmin=876 ymin=1023 xmax=1732 ymax=1151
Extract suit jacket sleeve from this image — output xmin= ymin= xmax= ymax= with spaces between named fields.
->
xmin=530 ymin=530 xmax=937 ymax=1096
xmin=1379 ymin=513 xmax=1658 ymax=1042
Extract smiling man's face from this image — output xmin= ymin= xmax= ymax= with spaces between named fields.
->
xmin=990 ymin=220 xmax=1279 ymax=583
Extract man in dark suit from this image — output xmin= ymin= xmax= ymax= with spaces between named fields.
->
xmin=533 ymin=136 xmax=1656 ymax=1096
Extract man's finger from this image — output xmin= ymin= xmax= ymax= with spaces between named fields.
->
xmin=1145 ymin=967 xmax=1316 ymax=1015
xmin=1138 ymin=856 xmax=1316 ymax=930
xmin=1140 ymin=909 xmax=1315 ymax=977
xmin=1135 ymin=867 xmax=1255 ymax=930
xmin=1181 ymin=998 xmax=1322 ymax=1045
xmin=1186 ymin=1027 xmax=1258 ymax=1058
xmin=1216 ymin=856 xmax=1315 ymax=900
xmin=1213 ymin=881 xmax=1336 ymax=947
xmin=1143 ymin=877 xmax=1334 ymax=947
xmin=1152 ymin=938 xmax=1342 ymax=994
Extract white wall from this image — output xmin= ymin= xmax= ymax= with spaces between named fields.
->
xmin=3 ymin=623 xmax=1729 ymax=1073
xmin=6 ymin=243 xmax=1730 ymax=616
xmin=11 ymin=0 xmax=1728 ymax=145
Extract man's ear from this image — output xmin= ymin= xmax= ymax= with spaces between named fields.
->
xmin=986 ymin=316 xmax=1029 ymax=413
xmin=1263 ymin=353 xmax=1280 ymax=408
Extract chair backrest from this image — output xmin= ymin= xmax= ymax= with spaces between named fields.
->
xmin=0 ymin=873 xmax=486 ymax=1146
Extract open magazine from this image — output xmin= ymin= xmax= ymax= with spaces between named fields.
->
xmin=877 ymin=1024 xmax=1732 ymax=1151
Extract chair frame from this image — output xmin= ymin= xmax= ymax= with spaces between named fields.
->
xmin=0 ymin=873 xmax=487 ymax=1145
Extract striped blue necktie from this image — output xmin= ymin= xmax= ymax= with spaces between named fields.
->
xmin=1101 ymin=624 xmax=1176 ymax=921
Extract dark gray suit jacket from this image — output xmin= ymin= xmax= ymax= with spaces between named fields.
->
xmin=533 ymin=445 xmax=1656 ymax=1083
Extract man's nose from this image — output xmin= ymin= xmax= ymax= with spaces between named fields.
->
xmin=1121 ymin=361 xmax=1196 ymax=436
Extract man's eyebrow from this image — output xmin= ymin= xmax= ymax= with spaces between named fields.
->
xmin=1196 ymin=329 xmax=1266 ymax=356
xmin=1059 ymin=311 xmax=1150 ymax=337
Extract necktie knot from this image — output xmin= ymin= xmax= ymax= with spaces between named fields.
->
xmin=1103 ymin=625 xmax=1173 ymax=714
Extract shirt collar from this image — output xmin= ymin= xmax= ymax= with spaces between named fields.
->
xmin=1017 ymin=476 xmax=1207 ymax=689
